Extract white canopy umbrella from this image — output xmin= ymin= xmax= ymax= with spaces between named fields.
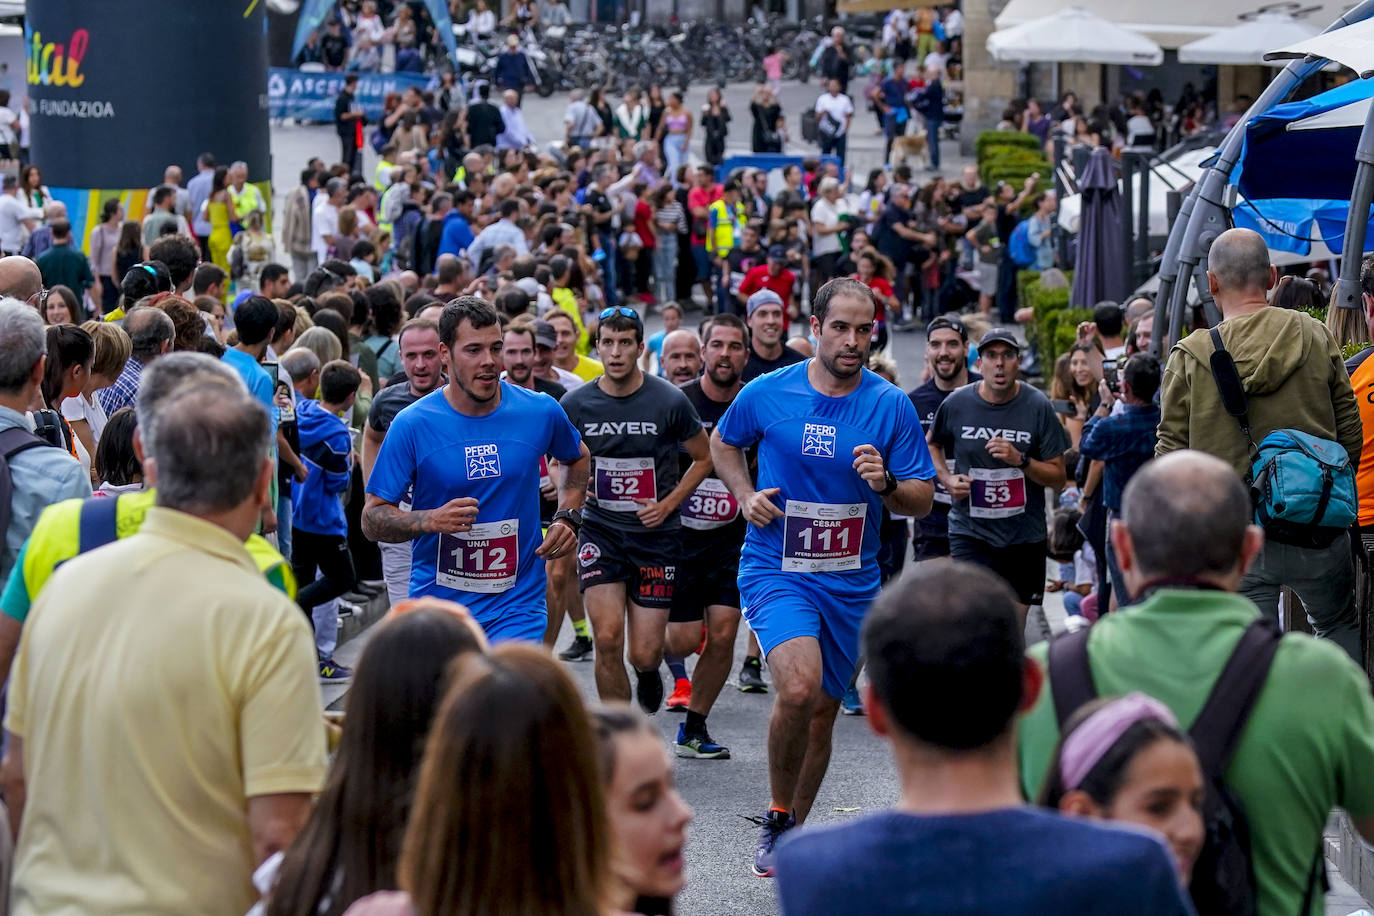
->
xmin=995 ymin=0 xmax=1337 ymax=50
xmin=1265 ymin=16 xmax=1374 ymax=76
xmin=986 ymin=6 xmax=1164 ymax=65
xmin=1178 ymin=13 xmax=1320 ymax=65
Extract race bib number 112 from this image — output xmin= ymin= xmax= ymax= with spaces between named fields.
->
xmin=437 ymin=519 xmax=519 ymax=593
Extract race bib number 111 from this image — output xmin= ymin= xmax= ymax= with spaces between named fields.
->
xmin=781 ymin=500 xmax=866 ymax=572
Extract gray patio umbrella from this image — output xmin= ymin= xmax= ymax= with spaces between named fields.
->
xmin=1070 ymin=147 xmax=1128 ymax=308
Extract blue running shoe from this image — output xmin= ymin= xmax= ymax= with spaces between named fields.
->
xmin=675 ymin=722 xmax=730 ymax=759
xmin=319 ymin=657 xmax=352 ymax=681
xmin=748 ymin=809 xmax=795 ymax=877
xmin=841 ymin=684 xmax=864 ymax=716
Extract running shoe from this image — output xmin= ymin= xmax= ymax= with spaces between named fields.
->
xmin=738 ymin=657 xmax=768 ymax=693
xmin=558 ymin=634 xmax=594 ymax=661
xmin=747 ymin=809 xmax=795 ymax=877
xmin=675 ymin=722 xmax=730 ymax=759
xmin=841 ymin=684 xmax=865 ymax=716
xmin=319 ymin=657 xmax=352 ymax=681
xmin=666 ymin=677 xmax=692 ymax=711
xmin=636 ymin=667 xmax=664 ymax=714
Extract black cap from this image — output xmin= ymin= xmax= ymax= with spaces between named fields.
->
xmin=767 ymin=244 xmax=788 ymax=261
xmin=979 ymin=327 xmax=1022 ymax=352
xmin=926 ymin=315 xmax=967 ymax=341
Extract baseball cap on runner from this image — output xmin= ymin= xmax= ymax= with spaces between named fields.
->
xmin=746 ymin=288 xmax=784 ymax=318
xmin=767 ymin=245 xmax=788 ymax=261
xmin=979 ymin=327 xmax=1022 ymax=352
xmin=926 ymin=315 xmax=967 ymax=341
xmin=532 ymin=319 xmax=558 ymax=349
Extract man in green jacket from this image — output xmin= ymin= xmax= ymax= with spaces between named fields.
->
xmin=1156 ymin=227 xmax=1363 ymax=659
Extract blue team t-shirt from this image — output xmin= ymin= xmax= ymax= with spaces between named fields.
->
xmin=716 ymin=362 xmax=935 ymax=596
xmin=366 ymin=383 xmax=583 ymax=631
xmin=775 ymin=808 xmax=1194 ymax=916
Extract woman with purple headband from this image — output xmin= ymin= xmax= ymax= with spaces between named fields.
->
xmin=1040 ymin=692 xmax=1206 ymax=883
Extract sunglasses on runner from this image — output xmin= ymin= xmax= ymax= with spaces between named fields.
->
xmin=599 ymin=306 xmax=642 ymax=325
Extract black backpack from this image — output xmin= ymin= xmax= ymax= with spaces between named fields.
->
xmin=1048 ymin=618 xmax=1324 ymax=916
xmin=0 ymin=425 xmax=59 ymax=541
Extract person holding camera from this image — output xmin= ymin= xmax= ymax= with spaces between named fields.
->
xmin=1078 ymin=353 xmax=1161 ymax=609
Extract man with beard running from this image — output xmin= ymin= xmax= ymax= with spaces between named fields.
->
xmin=666 ymin=314 xmax=750 ymax=759
xmin=561 ymin=307 xmax=712 ymax=712
xmin=363 ymin=298 xmax=591 ymax=642
xmin=928 ymin=328 xmax=1068 ymax=621
xmin=361 ymin=318 xmax=447 ymax=606
xmin=907 ymin=315 xmax=979 ymax=561
xmin=712 ymin=278 xmax=935 ymax=876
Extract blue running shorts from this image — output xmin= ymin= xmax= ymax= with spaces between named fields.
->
xmin=739 ymin=572 xmax=874 ymax=699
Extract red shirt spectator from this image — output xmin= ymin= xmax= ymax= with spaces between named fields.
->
xmin=739 ymin=260 xmax=797 ymax=309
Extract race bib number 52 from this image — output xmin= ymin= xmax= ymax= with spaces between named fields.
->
xmin=969 ymin=467 xmax=1027 ymax=519
xmin=781 ymin=500 xmax=866 ymax=572
xmin=593 ymin=456 xmax=656 ymax=512
xmin=437 ymin=519 xmax=519 ymax=593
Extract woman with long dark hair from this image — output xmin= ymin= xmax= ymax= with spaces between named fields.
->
xmin=40 ymin=323 xmax=94 ymax=465
xmin=343 ymin=644 xmax=608 ymax=916
xmin=263 ymin=601 xmax=488 ymax=916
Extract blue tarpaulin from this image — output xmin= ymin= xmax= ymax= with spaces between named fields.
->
xmin=1230 ymin=79 xmax=1374 ymax=258
xmin=267 ymin=68 xmax=433 ymax=121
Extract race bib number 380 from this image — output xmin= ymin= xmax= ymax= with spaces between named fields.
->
xmin=437 ymin=519 xmax=519 ymax=593
xmin=781 ymin=500 xmax=866 ymax=572
xmin=969 ymin=467 xmax=1027 ymax=519
xmin=593 ymin=456 xmax=656 ymax=512
xmin=682 ymin=478 xmax=740 ymax=530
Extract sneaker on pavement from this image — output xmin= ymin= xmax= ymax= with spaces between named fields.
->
xmin=558 ymin=634 xmax=594 ymax=661
xmin=749 ymin=809 xmax=795 ymax=877
xmin=636 ymin=667 xmax=664 ymax=714
xmin=738 ymin=657 xmax=768 ymax=693
xmin=666 ymin=677 xmax=692 ymax=711
xmin=676 ymin=722 xmax=730 ymax=759
xmin=319 ymin=657 xmax=352 ymax=681
xmin=841 ymin=684 xmax=865 ymax=716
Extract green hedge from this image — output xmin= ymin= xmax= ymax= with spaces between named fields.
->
xmin=975 ymin=130 xmax=1041 ymax=160
xmin=1023 ymin=272 xmax=1087 ymax=367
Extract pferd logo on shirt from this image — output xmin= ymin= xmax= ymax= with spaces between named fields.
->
xmin=801 ymin=423 xmax=836 ymax=458
xmin=465 ymin=443 xmax=501 ymax=479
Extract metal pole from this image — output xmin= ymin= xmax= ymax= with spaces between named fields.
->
xmin=1136 ymin=154 xmax=1151 ymax=290
xmin=1332 ymin=108 xmax=1374 ymax=310
xmin=1120 ymin=153 xmax=1136 ymax=301
xmin=1150 ymin=182 xmax=1200 ymax=358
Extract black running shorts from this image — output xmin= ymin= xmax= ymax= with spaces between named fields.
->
xmin=949 ymin=535 xmax=1047 ymax=606
xmin=669 ymin=549 xmax=742 ymax=622
xmin=577 ymin=516 xmax=680 ymax=610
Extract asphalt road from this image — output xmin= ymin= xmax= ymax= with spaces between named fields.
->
xmin=274 ymin=82 xmax=1368 ymax=916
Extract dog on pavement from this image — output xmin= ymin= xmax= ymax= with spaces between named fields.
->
xmin=890 ymin=130 xmax=930 ymax=169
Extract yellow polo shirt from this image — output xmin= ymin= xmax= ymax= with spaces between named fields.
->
xmin=5 ymin=507 xmax=326 ymax=916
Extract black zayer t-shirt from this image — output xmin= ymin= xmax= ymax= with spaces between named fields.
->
xmin=561 ymin=373 xmax=702 ymax=531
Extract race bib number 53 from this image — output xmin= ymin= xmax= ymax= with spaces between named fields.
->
xmin=593 ymin=456 xmax=656 ymax=512
xmin=437 ymin=519 xmax=518 ymax=593
xmin=969 ymin=467 xmax=1027 ymax=519
xmin=781 ymin=500 xmax=866 ymax=572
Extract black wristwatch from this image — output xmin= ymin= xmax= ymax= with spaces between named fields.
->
xmin=1017 ymin=452 xmax=1031 ymax=469
xmin=551 ymin=508 xmax=582 ymax=533
xmin=879 ymin=469 xmax=899 ymax=496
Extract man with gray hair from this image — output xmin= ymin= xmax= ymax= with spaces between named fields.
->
xmin=311 ymin=177 xmax=347 ymax=267
xmin=1 ymin=381 xmax=325 ymax=916
xmin=20 ymin=202 xmax=67 ymax=261
xmin=97 ymin=307 xmax=174 ymax=417
xmin=1157 ymin=227 xmax=1363 ymax=658
xmin=227 ymin=160 xmax=266 ymax=233
xmin=563 ymin=88 xmax=601 ymax=151
xmin=1018 ymin=450 xmax=1374 ymax=916
xmin=0 ymin=299 xmax=89 ymax=585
